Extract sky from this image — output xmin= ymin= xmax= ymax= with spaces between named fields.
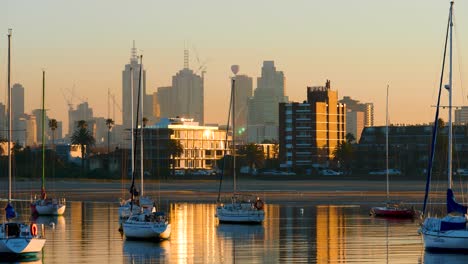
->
xmin=1 ymin=0 xmax=468 ymax=130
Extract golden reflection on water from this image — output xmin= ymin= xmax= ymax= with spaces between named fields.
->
xmin=0 ymin=201 xmax=449 ymax=263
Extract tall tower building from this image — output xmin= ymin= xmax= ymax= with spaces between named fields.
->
xmin=68 ymin=102 xmax=93 ymax=137
xmin=0 ymin=103 xmax=6 ymax=140
xmin=156 ymin=86 xmax=173 ymax=120
xmin=171 ymin=67 xmax=204 ymax=124
xmin=233 ymin=75 xmax=253 ymax=143
xmin=279 ymin=80 xmax=346 ymax=170
xmin=12 ymin=83 xmax=25 ymax=142
xmin=248 ymin=61 xmax=288 ymax=143
xmin=122 ymin=41 xmax=149 ymax=130
xmin=455 ymin=106 xmax=468 ymax=125
xmin=339 ymin=96 xmax=374 ymax=127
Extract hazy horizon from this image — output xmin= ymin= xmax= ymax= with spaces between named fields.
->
xmin=2 ymin=0 xmax=468 ymax=131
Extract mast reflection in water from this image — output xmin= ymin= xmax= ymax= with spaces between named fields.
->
xmin=0 ymin=201 xmax=441 ymax=263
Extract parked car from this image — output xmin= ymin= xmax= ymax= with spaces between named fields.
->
xmin=456 ymin=169 xmax=468 ymax=176
xmin=319 ymin=169 xmax=342 ymax=176
xmin=369 ymin=169 xmax=401 ymax=176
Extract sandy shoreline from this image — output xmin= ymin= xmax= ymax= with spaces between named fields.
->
xmin=0 ymin=178 xmax=450 ymax=205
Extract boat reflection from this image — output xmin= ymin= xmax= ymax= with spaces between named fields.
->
xmin=123 ymin=239 xmax=170 ymax=262
xmin=216 ymin=223 xmax=265 ymax=240
xmin=424 ymin=251 xmax=468 ymax=264
xmin=32 ymin=215 xmax=66 ymax=231
xmin=0 ymin=256 xmax=41 ymax=264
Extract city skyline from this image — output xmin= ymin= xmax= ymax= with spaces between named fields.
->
xmin=2 ymin=0 xmax=468 ymax=131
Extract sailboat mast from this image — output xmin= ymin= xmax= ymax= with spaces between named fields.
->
xmin=7 ymin=29 xmax=12 ymax=203
xmin=130 ymin=66 xmax=134 ymax=178
xmin=386 ymin=85 xmax=389 ymax=202
xmin=232 ymin=76 xmax=236 ymax=193
xmin=140 ymin=59 xmax=144 ymax=197
xmin=42 ymin=70 xmax=46 ymax=192
xmin=447 ymin=1 xmax=454 ymax=189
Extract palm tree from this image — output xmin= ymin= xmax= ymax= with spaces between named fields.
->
xmin=70 ymin=120 xmax=96 ymax=173
xmin=168 ymin=139 xmax=183 ymax=178
xmin=48 ymin=119 xmax=58 ymax=149
xmin=48 ymin=118 xmax=58 ymax=179
xmin=105 ymin=118 xmax=114 ymax=154
xmin=238 ymin=143 xmax=264 ymax=176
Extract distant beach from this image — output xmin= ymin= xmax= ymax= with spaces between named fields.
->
xmin=0 ymin=178 xmax=448 ymax=205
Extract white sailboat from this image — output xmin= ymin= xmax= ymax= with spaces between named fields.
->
xmin=420 ymin=1 xmax=468 ymax=251
xmin=0 ymin=29 xmax=46 ymax=256
xmin=119 ymin=46 xmax=154 ymax=222
xmin=30 ymin=70 xmax=66 ymax=216
xmin=370 ymin=85 xmax=418 ymax=218
xmin=215 ymin=65 xmax=265 ymax=224
xmin=122 ymin=55 xmax=171 ymax=240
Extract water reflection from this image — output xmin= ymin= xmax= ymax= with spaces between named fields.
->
xmin=0 ymin=201 xmax=430 ymax=263
xmin=424 ymin=251 xmax=468 ymax=264
xmin=123 ymin=240 xmax=170 ymax=263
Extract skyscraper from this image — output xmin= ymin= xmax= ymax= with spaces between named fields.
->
xmin=68 ymin=102 xmax=93 ymax=137
xmin=122 ymin=41 xmax=150 ymax=130
xmin=156 ymin=86 xmax=173 ymax=120
xmin=339 ymin=96 xmax=374 ymax=127
xmin=12 ymin=83 xmax=25 ymax=142
xmin=171 ymin=68 xmax=204 ymax=124
xmin=233 ymin=74 xmax=252 ymax=143
xmin=248 ymin=61 xmax=288 ymax=143
xmin=0 ymin=103 xmax=5 ymax=140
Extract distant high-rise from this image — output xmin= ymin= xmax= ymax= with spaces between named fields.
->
xmin=279 ymin=80 xmax=346 ymax=169
xmin=156 ymin=86 xmax=173 ymax=120
xmin=24 ymin=114 xmax=37 ymax=146
xmin=339 ymin=96 xmax=374 ymax=127
xmin=233 ymin=75 xmax=252 ymax=143
xmin=0 ymin=103 xmax=5 ymax=140
xmin=32 ymin=109 xmax=49 ymax=145
xmin=12 ymin=83 xmax=25 ymax=142
xmin=68 ymin=102 xmax=93 ymax=137
xmin=122 ymin=41 xmax=152 ymax=130
xmin=455 ymin=106 xmax=468 ymax=125
xmin=171 ymin=68 xmax=204 ymax=124
xmin=248 ymin=61 xmax=288 ymax=143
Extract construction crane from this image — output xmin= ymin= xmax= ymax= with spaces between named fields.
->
xmin=109 ymin=91 xmax=122 ymax=123
xmin=192 ymin=45 xmax=209 ymax=81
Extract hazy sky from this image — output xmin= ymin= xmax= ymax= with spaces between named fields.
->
xmin=1 ymin=0 xmax=468 ymax=130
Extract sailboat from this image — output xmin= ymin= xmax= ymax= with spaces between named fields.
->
xmin=30 ymin=70 xmax=66 ymax=216
xmin=420 ymin=1 xmax=468 ymax=251
xmin=122 ymin=55 xmax=171 ymax=240
xmin=215 ymin=65 xmax=265 ymax=224
xmin=370 ymin=85 xmax=418 ymax=218
xmin=0 ymin=28 xmax=46 ymax=256
xmin=118 ymin=48 xmax=154 ymax=223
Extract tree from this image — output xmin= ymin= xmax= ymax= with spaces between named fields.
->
xmin=48 ymin=119 xmax=58 ymax=149
xmin=105 ymin=118 xmax=114 ymax=154
xmin=167 ymin=139 xmax=183 ymax=178
xmin=70 ymin=120 xmax=96 ymax=173
xmin=238 ymin=143 xmax=264 ymax=176
xmin=48 ymin=118 xmax=58 ymax=178
xmin=332 ymin=133 xmax=355 ymax=175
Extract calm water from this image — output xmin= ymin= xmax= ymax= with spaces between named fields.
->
xmin=1 ymin=201 xmax=468 ymax=263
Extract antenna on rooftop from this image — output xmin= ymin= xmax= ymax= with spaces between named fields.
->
xmin=184 ymin=41 xmax=189 ymax=69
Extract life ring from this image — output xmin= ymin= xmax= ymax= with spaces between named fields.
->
xmin=254 ymin=199 xmax=264 ymax=210
xmin=30 ymin=223 xmax=38 ymax=236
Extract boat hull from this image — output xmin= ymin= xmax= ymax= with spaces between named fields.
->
xmin=0 ymin=237 xmax=46 ymax=255
xmin=422 ymin=229 xmax=468 ymax=251
xmin=123 ymin=222 xmax=171 ymax=241
xmin=370 ymin=206 xmax=417 ymax=218
xmin=32 ymin=203 xmax=66 ymax=216
xmin=216 ymin=204 xmax=265 ymax=224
